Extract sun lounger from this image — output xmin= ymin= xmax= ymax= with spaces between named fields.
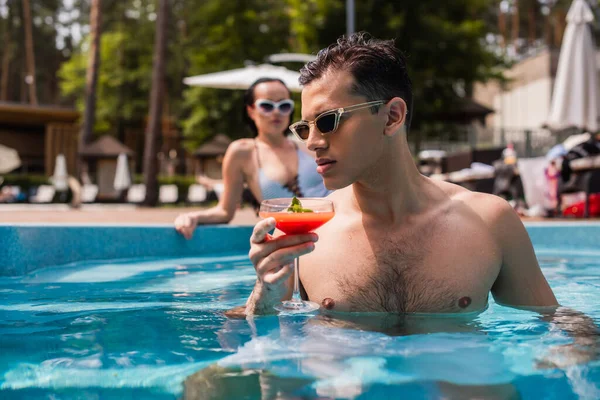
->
xmin=159 ymin=184 xmax=178 ymax=204
xmin=187 ymin=184 xmax=208 ymax=203
xmin=127 ymin=184 xmax=146 ymax=204
xmin=0 ymin=185 xmax=21 ymax=203
xmin=81 ymin=184 xmax=99 ymax=203
xmin=570 ymin=155 xmax=600 ymax=171
xmin=213 ymin=183 xmax=224 ymax=200
xmin=557 ymin=158 xmax=600 ymax=218
xmin=30 ymin=185 xmax=55 ymax=203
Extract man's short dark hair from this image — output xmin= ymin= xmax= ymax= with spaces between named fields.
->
xmin=299 ymin=32 xmax=413 ymax=130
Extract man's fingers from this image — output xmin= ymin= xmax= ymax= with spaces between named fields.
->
xmin=256 ymin=242 xmax=315 ymax=276
xmin=263 ymin=263 xmax=294 ymax=285
xmin=250 ymin=218 xmax=276 ymax=244
xmin=268 ymin=233 xmax=318 ymax=250
xmin=249 ymin=233 xmax=317 ymax=265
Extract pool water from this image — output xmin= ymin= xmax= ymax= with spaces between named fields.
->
xmin=1 ymin=249 xmax=599 ymax=399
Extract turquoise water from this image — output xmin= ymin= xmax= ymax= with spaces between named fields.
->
xmin=1 ymin=250 xmax=599 ymax=399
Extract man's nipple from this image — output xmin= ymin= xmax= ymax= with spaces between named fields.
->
xmin=321 ymin=298 xmax=335 ymax=310
xmin=458 ymin=296 xmax=472 ymax=309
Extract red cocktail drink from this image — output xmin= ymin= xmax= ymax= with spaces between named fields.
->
xmin=259 ymin=211 xmax=335 ymax=235
xmin=259 ymin=198 xmax=335 ymax=314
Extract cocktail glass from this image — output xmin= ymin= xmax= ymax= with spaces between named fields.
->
xmin=259 ymin=198 xmax=335 ymax=313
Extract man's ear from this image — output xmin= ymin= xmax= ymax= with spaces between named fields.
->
xmin=383 ymin=97 xmax=407 ymax=137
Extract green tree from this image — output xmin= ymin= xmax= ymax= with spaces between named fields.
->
xmin=180 ymin=0 xmax=296 ymax=150
xmin=311 ymin=0 xmax=506 ymax=130
xmin=58 ymin=0 xmax=188 ymax=137
xmin=0 ymin=0 xmax=70 ymax=104
xmin=56 ymin=0 xmax=512 ymax=174
xmin=59 ymin=31 xmax=142 ymax=133
xmin=80 ymin=0 xmax=101 ymax=150
xmin=179 ymin=0 xmax=508 ymax=150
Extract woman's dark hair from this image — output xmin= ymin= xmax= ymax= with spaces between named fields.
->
xmin=243 ymin=77 xmax=293 ymax=136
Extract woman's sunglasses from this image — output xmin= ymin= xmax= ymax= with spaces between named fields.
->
xmin=254 ymin=99 xmax=295 ymax=115
xmin=289 ymin=100 xmax=385 ymax=141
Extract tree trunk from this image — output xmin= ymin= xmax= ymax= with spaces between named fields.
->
xmin=22 ymin=0 xmax=38 ymax=105
xmin=553 ymin=9 xmax=566 ymax=48
xmin=511 ymin=0 xmax=519 ymax=51
xmin=527 ymin=2 xmax=536 ymax=46
xmin=1 ymin=14 xmax=11 ymax=101
xmin=544 ymin=11 xmax=552 ymax=49
xmin=498 ymin=5 xmax=506 ymax=49
xmin=143 ymin=0 xmax=169 ymax=207
xmin=20 ymin=70 xmax=27 ymax=103
xmin=80 ymin=0 xmax=102 ymax=152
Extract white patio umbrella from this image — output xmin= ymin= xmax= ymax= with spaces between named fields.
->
xmin=183 ymin=63 xmax=303 ymax=92
xmin=0 ymin=144 xmax=21 ymax=174
xmin=547 ymin=0 xmax=599 ymax=132
xmin=52 ymin=154 xmax=69 ymax=191
xmin=265 ymin=53 xmax=317 ymax=64
xmin=113 ymin=153 xmax=132 ymax=191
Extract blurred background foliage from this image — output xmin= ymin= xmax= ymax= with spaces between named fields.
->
xmin=1 ymin=0 xmax=595 ymax=152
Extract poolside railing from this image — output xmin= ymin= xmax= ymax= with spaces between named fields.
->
xmin=411 ymin=126 xmax=580 ymax=158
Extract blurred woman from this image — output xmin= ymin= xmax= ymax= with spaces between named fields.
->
xmin=175 ymin=77 xmax=330 ymax=239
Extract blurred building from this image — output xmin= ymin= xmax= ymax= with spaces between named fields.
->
xmin=473 ymin=48 xmax=600 ymax=134
xmin=79 ymin=135 xmax=134 ymax=200
xmin=192 ymin=134 xmax=231 ymax=179
xmin=123 ymin=115 xmax=187 ymax=177
xmin=0 ymin=102 xmax=79 ymax=175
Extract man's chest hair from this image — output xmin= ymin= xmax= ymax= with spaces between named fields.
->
xmin=312 ymin=212 xmax=494 ymax=313
xmin=333 ymin=234 xmax=463 ymax=313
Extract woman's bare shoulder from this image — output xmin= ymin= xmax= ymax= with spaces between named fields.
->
xmin=226 ymin=138 xmax=255 ymax=157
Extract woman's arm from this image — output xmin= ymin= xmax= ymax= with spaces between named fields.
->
xmin=174 ymin=140 xmax=253 ymax=238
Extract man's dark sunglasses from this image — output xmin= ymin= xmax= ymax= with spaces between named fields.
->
xmin=289 ymin=100 xmax=385 ymax=141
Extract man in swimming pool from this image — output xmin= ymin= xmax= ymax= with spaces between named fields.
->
xmin=243 ymin=32 xmax=559 ymax=316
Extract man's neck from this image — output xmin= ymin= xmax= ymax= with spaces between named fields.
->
xmin=350 ymin=136 xmax=432 ymax=225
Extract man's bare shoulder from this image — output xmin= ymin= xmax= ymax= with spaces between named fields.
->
xmin=314 ymin=187 xmax=358 ymax=234
xmin=450 ymin=187 xmax=519 ymax=231
xmin=322 ymin=186 xmax=354 ymax=215
xmin=426 ymin=178 xmax=518 ymax=236
xmin=324 ymin=186 xmax=348 ymax=200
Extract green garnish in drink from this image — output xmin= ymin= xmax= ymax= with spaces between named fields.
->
xmin=287 ymin=196 xmax=313 ymax=213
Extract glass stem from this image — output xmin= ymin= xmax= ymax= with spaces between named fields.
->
xmin=291 ymin=257 xmax=302 ymax=303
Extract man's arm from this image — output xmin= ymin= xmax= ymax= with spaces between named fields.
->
xmin=225 ymin=277 xmax=291 ymax=318
xmin=534 ymin=307 xmax=600 ymax=369
xmin=488 ymin=198 xmax=558 ymax=307
xmin=487 ymin=198 xmax=599 ymax=368
xmin=239 ymin=218 xmax=317 ymax=316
